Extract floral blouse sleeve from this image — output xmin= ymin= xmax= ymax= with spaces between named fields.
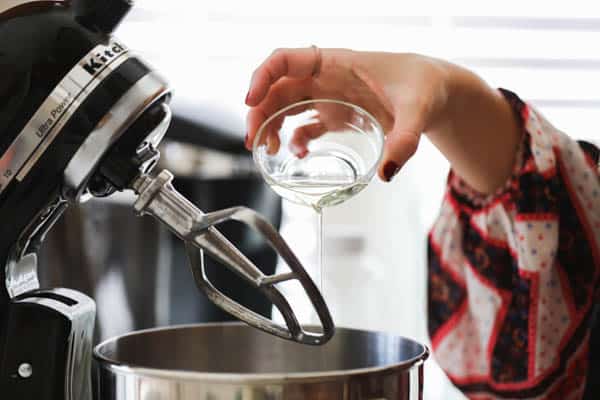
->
xmin=427 ymin=89 xmax=600 ymax=400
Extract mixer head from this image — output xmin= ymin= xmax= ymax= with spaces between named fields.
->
xmin=0 ymin=0 xmax=171 ymax=293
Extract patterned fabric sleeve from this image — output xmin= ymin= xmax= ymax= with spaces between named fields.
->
xmin=427 ymin=89 xmax=600 ymax=400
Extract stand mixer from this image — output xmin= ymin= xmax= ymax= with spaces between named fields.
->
xmin=0 ymin=1 xmax=335 ymax=399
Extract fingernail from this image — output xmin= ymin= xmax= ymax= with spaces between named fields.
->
xmin=244 ymin=132 xmax=250 ymax=148
xmin=245 ymin=91 xmax=251 ymax=104
xmin=290 ymin=143 xmax=304 ymax=157
xmin=383 ymin=161 xmax=401 ymax=182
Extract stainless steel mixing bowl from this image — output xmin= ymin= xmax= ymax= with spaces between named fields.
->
xmin=93 ymin=323 xmax=428 ymax=400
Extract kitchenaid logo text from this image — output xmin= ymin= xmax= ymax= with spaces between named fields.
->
xmin=82 ymin=42 xmax=126 ymax=75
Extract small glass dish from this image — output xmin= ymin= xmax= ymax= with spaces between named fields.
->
xmin=252 ymin=99 xmax=384 ymax=211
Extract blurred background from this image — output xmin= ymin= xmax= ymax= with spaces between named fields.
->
xmin=42 ymin=1 xmax=600 ymax=399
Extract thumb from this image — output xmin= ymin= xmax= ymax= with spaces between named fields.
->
xmin=378 ymin=127 xmax=421 ymax=182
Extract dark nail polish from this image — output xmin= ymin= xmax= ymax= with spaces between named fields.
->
xmin=383 ymin=161 xmax=400 ymax=182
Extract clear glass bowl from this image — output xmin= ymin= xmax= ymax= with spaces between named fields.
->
xmin=252 ymin=99 xmax=384 ymax=211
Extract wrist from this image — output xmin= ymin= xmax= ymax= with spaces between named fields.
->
xmin=421 ymin=57 xmax=456 ymax=135
xmin=423 ymin=63 xmax=522 ymax=193
xmin=425 ymin=60 xmax=501 ymax=139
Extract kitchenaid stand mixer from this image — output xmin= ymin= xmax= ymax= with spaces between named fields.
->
xmin=0 ymin=1 xmax=334 ymax=399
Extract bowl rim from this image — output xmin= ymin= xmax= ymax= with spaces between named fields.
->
xmin=93 ymin=322 xmax=429 ymax=384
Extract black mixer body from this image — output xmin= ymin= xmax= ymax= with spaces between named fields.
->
xmin=0 ymin=1 xmax=173 ymax=398
xmin=0 ymin=3 xmax=337 ymax=399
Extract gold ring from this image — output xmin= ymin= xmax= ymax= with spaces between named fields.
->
xmin=310 ymin=45 xmax=322 ymax=78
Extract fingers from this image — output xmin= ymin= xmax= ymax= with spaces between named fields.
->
xmin=289 ymin=122 xmax=328 ymax=157
xmin=247 ymin=113 xmax=281 ymax=156
xmin=246 ymin=106 xmax=267 ymax=149
xmin=245 ymin=78 xmax=313 ymax=150
xmin=378 ymin=128 xmax=421 ymax=182
xmin=246 ymin=47 xmax=321 ymax=106
xmin=247 ymin=110 xmax=284 ymax=154
xmin=266 ymin=128 xmax=281 ymax=155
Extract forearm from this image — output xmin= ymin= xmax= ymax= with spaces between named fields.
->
xmin=426 ymin=63 xmax=522 ymax=194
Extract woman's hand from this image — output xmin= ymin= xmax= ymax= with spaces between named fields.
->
xmin=245 ymin=48 xmax=449 ymax=182
xmin=245 ymin=47 xmax=520 ymax=193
